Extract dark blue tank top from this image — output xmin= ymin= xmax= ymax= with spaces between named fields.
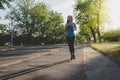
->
xmin=66 ymin=23 xmax=75 ymax=37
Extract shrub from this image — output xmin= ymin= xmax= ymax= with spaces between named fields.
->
xmin=102 ymin=29 xmax=120 ymax=41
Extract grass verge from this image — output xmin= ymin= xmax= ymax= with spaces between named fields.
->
xmin=90 ymin=42 xmax=120 ymax=63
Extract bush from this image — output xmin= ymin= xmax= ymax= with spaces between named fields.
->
xmin=102 ymin=29 xmax=120 ymax=41
xmin=0 ymin=34 xmax=11 ymax=46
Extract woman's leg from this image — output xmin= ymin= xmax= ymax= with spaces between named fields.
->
xmin=66 ymin=36 xmax=75 ymax=59
xmin=71 ymin=36 xmax=75 ymax=59
xmin=66 ymin=37 xmax=71 ymax=52
xmin=66 ymin=37 xmax=73 ymax=59
xmin=71 ymin=36 xmax=75 ymax=53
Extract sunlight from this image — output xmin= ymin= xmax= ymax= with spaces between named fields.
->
xmin=105 ymin=0 xmax=120 ymax=30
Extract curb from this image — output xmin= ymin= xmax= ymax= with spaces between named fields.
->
xmin=0 ymin=48 xmax=15 ymax=51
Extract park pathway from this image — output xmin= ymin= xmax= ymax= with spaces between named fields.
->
xmin=84 ymin=47 xmax=120 ymax=80
xmin=0 ymin=45 xmax=120 ymax=80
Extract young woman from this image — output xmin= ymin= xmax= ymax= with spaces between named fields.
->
xmin=65 ymin=15 xmax=77 ymax=60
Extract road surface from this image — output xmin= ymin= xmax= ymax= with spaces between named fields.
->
xmin=0 ymin=44 xmax=120 ymax=80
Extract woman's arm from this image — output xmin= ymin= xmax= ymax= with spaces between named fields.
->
xmin=64 ymin=23 xmax=68 ymax=31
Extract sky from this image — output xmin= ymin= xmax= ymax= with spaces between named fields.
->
xmin=0 ymin=0 xmax=120 ymax=31
xmin=39 ymin=0 xmax=75 ymax=22
xmin=40 ymin=0 xmax=120 ymax=31
xmin=105 ymin=0 xmax=120 ymax=30
xmin=0 ymin=0 xmax=75 ymax=24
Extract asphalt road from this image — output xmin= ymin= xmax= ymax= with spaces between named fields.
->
xmin=0 ymin=44 xmax=120 ymax=80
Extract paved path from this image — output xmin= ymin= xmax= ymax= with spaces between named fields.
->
xmin=0 ymin=45 xmax=120 ymax=80
xmin=0 ymin=45 xmax=61 ymax=68
xmin=84 ymin=47 xmax=120 ymax=80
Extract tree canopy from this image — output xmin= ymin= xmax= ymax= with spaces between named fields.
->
xmin=74 ymin=0 xmax=109 ymax=43
xmin=0 ymin=0 xmax=65 ymax=45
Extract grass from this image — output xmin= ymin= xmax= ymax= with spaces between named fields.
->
xmin=90 ymin=42 xmax=120 ymax=62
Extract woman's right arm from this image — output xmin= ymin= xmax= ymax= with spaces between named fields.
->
xmin=64 ymin=23 xmax=68 ymax=31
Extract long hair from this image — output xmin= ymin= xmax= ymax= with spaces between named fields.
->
xmin=67 ymin=15 xmax=73 ymax=23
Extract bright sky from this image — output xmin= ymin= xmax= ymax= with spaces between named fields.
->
xmin=0 ymin=0 xmax=75 ymax=24
xmin=40 ymin=0 xmax=120 ymax=31
xmin=39 ymin=0 xmax=75 ymax=23
xmin=0 ymin=0 xmax=120 ymax=31
xmin=105 ymin=0 xmax=120 ymax=30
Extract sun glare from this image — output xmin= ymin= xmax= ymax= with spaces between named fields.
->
xmin=105 ymin=0 xmax=120 ymax=30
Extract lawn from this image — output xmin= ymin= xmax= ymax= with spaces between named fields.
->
xmin=91 ymin=42 xmax=120 ymax=62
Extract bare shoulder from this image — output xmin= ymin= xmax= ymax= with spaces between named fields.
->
xmin=65 ymin=23 xmax=68 ymax=26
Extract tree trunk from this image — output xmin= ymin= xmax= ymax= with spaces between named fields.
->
xmin=90 ymin=26 xmax=96 ymax=43
xmin=97 ymin=14 xmax=101 ymax=43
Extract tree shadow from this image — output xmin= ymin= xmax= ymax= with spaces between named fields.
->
xmin=83 ymin=49 xmax=120 ymax=80
xmin=0 ymin=59 xmax=71 ymax=80
xmin=1 ymin=46 xmax=119 ymax=80
xmin=30 ymin=71 xmax=85 ymax=80
xmin=30 ymin=64 xmax=86 ymax=80
xmin=0 ymin=45 xmax=63 ymax=58
xmin=28 ymin=47 xmax=120 ymax=80
xmin=0 ymin=49 xmax=49 ymax=57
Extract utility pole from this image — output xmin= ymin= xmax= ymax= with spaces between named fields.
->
xmin=10 ymin=19 xmax=13 ymax=47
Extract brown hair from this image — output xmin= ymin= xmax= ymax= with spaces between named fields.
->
xmin=67 ymin=15 xmax=73 ymax=23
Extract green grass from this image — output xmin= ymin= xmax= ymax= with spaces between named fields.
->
xmin=91 ymin=42 xmax=120 ymax=62
xmin=0 ymin=46 xmax=9 ymax=49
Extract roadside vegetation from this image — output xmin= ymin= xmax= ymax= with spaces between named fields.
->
xmin=91 ymin=42 xmax=120 ymax=62
xmin=91 ymin=28 xmax=120 ymax=62
xmin=0 ymin=0 xmax=65 ymax=46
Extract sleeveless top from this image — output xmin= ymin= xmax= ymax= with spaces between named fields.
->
xmin=66 ymin=23 xmax=75 ymax=37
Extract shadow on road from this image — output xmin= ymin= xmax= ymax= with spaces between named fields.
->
xmin=30 ymin=64 xmax=85 ymax=80
xmin=0 ymin=59 xmax=71 ymax=80
xmin=0 ymin=45 xmax=63 ymax=58
xmin=28 ymin=46 xmax=120 ymax=80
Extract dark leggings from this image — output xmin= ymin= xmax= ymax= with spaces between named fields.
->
xmin=66 ymin=36 xmax=75 ymax=58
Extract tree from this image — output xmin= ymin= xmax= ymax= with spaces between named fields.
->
xmin=6 ymin=0 xmax=41 ymax=44
xmin=0 ymin=0 xmax=13 ymax=9
xmin=75 ymin=0 xmax=96 ymax=42
xmin=48 ymin=11 xmax=64 ymax=42
xmin=6 ymin=0 xmax=37 ymax=36
xmin=0 ymin=24 xmax=6 ymax=33
xmin=0 ymin=24 xmax=10 ymax=45
xmin=30 ymin=2 xmax=51 ymax=38
xmin=6 ymin=0 xmax=64 ymax=45
xmin=74 ymin=0 xmax=109 ymax=43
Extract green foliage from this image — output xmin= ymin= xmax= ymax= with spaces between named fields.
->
xmin=102 ymin=29 xmax=120 ymax=41
xmin=74 ymin=0 xmax=109 ymax=43
xmin=0 ymin=34 xmax=10 ymax=45
xmin=0 ymin=0 xmax=13 ymax=9
xmin=0 ymin=24 xmax=7 ymax=33
xmin=76 ymin=33 xmax=87 ymax=43
xmin=0 ymin=24 xmax=11 ymax=45
xmin=91 ymin=42 xmax=120 ymax=62
xmin=4 ymin=0 xmax=64 ymax=45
